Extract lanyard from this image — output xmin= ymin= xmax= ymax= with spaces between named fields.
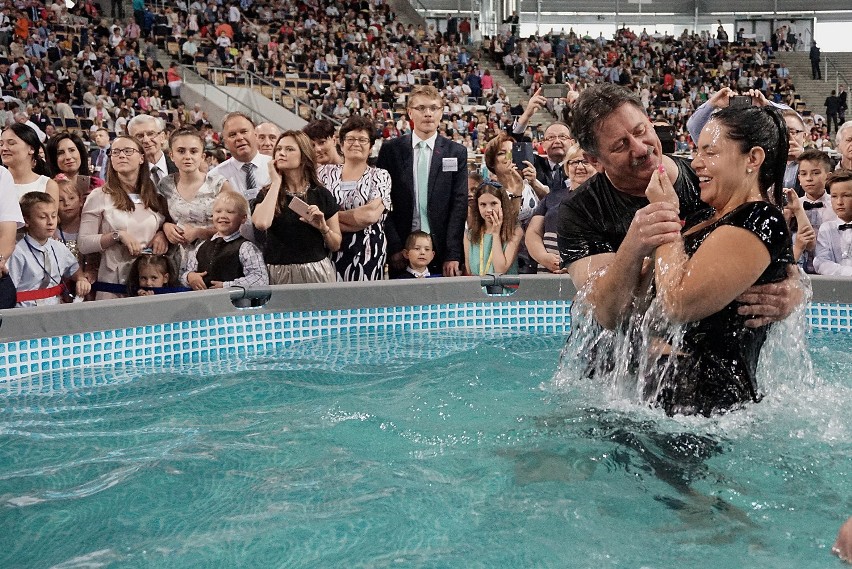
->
xmin=23 ymin=235 xmax=62 ymax=286
xmin=478 ymin=235 xmax=494 ymax=276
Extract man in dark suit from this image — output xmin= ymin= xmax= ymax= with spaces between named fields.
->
xmin=127 ymin=114 xmax=177 ymax=185
xmin=90 ymin=127 xmax=111 ymax=181
xmin=377 ymin=85 xmax=468 ymax=277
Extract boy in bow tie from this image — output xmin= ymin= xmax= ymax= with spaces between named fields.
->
xmin=814 ymin=170 xmax=852 ymax=276
xmin=797 ymin=149 xmax=838 ymax=272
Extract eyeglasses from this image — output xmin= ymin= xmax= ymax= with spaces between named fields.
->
xmin=410 ymin=105 xmax=442 ymax=114
xmin=343 ymin=136 xmax=371 ymax=146
xmin=566 ymin=159 xmax=590 ymax=167
xmin=133 ymin=130 xmax=162 ymax=140
xmin=788 ymin=128 xmax=806 ymax=136
xmin=109 ymin=147 xmax=142 ymax=157
xmin=543 ymin=134 xmax=572 ymax=142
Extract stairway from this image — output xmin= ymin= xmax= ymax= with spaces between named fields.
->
xmin=774 ymin=51 xmax=852 ymax=115
xmin=485 ymin=64 xmax=554 ymax=128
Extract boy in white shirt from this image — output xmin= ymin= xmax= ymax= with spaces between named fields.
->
xmin=797 ymin=148 xmax=838 ymax=272
xmin=8 ymin=192 xmax=90 ymax=307
xmin=813 ymin=170 xmax=852 ymax=276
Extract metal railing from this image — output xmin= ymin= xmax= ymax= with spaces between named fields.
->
xmin=824 ymin=55 xmax=851 ymax=93
xmin=179 ymin=62 xmax=341 ymax=126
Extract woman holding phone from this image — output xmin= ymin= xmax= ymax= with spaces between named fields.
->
xmin=251 ymin=130 xmax=341 ymax=284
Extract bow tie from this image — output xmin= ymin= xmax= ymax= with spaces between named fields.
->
xmin=802 ymin=201 xmax=824 ymax=210
xmin=839 ymin=223 xmax=852 ymax=231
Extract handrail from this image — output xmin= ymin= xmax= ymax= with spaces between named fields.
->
xmin=175 ymin=64 xmax=279 ymax=126
xmin=823 ymin=55 xmax=851 ymax=92
xmin=215 ymin=66 xmax=343 ymax=127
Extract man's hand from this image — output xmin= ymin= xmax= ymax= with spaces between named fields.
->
xmin=443 ymin=260 xmax=462 ymax=277
xmin=521 ymin=88 xmax=548 ymax=120
xmin=625 ymin=201 xmax=682 ymax=259
xmin=736 ymin=264 xmax=803 ymax=328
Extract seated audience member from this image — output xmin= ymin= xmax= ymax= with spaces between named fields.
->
xmin=394 ymin=230 xmax=436 ymax=279
xmin=183 ymin=190 xmax=268 ymax=290
xmin=526 ymin=144 xmax=595 ymax=272
xmin=78 ymin=136 xmax=170 ymax=299
xmin=464 ymin=180 xmax=523 ymax=275
xmin=127 ymin=254 xmax=181 ymax=296
xmin=251 ymin=131 xmax=341 ymax=284
xmin=814 ymin=169 xmax=852 ymax=276
xmin=9 ymin=192 xmax=90 ymax=307
xmin=318 ymin=116 xmax=391 ymax=281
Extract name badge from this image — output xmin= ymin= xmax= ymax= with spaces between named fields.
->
xmin=442 ymin=157 xmax=458 ymax=172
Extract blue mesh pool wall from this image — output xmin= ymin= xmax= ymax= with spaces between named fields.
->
xmin=0 ymin=275 xmax=849 ymax=384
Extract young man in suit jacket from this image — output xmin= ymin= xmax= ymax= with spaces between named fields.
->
xmin=377 ymin=85 xmax=468 ymax=277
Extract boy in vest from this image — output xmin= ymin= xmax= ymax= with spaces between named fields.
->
xmin=182 ymin=190 xmax=268 ymax=290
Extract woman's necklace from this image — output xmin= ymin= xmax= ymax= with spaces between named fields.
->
xmin=284 ymin=183 xmax=310 ymax=198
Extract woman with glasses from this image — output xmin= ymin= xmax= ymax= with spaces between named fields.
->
xmin=484 ymin=132 xmax=544 ymax=225
xmin=252 ymin=131 xmax=341 ymax=284
xmin=317 ymin=116 xmax=391 ymax=281
xmin=78 ymin=136 xmax=169 ymax=299
xmin=525 ymin=144 xmax=596 ymax=273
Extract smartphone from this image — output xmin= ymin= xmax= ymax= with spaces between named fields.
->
xmin=288 ymin=196 xmax=312 ymax=218
xmin=541 ymin=84 xmax=568 ymax=99
xmin=511 ymin=142 xmax=535 ymax=172
xmin=729 ymin=95 xmax=751 ymax=109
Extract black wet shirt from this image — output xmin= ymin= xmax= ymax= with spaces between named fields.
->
xmin=557 ymin=156 xmax=706 ymax=268
xmin=652 ymin=201 xmax=794 ymax=417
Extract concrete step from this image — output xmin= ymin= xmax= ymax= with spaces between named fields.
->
xmin=775 ymin=51 xmax=852 ymax=114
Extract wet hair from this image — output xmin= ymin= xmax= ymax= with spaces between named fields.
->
xmin=468 ymin=182 xmax=517 ymax=244
xmin=127 ymin=254 xmax=177 ymax=295
xmin=19 ymin=191 xmax=55 ymax=219
xmin=570 ymin=83 xmax=644 ymax=157
xmin=338 ymin=116 xmax=377 ymax=147
xmin=711 ymin=105 xmax=789 ymax=207
xmin=404 ymin=230 xmax=433 ymax=250
xmin=5 ymin=122 xmax=49 ymax=176
xmin=797 ymin=148 xmax=832 ymax=171
xmin=302 ymin=119 xmax=337 ymax=141
xmin=45 ymin=132 xmax=91 ymax=177
xmin=826 ymin=169 xmax=852 ymax=192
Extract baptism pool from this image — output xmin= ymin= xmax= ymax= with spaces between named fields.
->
xmin=0 ymin=276 xmax=850 ymax=568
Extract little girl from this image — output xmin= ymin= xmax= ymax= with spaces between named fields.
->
xmin=127 ymin=254 xmax=182 ymax=296
xmin=463 ymin=182 xmax=523 ymax=276
xmin=54 ymin=175 xmax=81 ymax=259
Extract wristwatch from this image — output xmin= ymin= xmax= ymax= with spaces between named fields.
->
xmin=112 ymin=231 xmax=121 ymax=243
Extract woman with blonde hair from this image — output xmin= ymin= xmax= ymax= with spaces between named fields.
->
xmin=78 ymin=136 xmax=170 ymax=299
xmin=252 ymin=130 xmax=342 ymax=284
xmin=525 ymin=143 xmax=596 ymax=272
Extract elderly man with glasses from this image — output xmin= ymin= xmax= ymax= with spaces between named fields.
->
xmin=127 ymin=114 xmax=176 ymax=185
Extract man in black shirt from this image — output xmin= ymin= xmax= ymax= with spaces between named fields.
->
xmin=558 ymin=84 xmax=798 ymax=330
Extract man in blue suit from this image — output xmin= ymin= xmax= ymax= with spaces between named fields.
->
xmin=377 ymin=85 xmax=468 ymax=277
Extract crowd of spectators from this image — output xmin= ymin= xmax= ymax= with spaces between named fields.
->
xmin=1 ymin=0 xmax=852 ymax=311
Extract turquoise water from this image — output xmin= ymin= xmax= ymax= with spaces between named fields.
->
xmin=0 ymin=329 xmax=850 ymax=568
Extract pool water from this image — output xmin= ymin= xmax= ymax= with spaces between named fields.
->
xmin=0 ymin=329 xmax=850 ymax=568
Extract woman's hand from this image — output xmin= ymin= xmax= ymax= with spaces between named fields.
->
xmin=119 ymin=231 xmax=143 ymax=256
xmin=163 ymin=222 xmax=187 ymax=245
xmin=150 ymin=231 xmax=169 ymax=255
xmin=267 ymin=158 xmax=282 ymax=186
xmin=520 ymin=160 xmax=538 ymax=184
xmin=489 ymin=206 xmax=503 ymax=234
xmin=301 ymin=204 xmax=327 ymax=231
xmin=75 ymin=277 xmax=91 ymax=297
xmin=645 ymin=164 xmax=680 ymax=211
